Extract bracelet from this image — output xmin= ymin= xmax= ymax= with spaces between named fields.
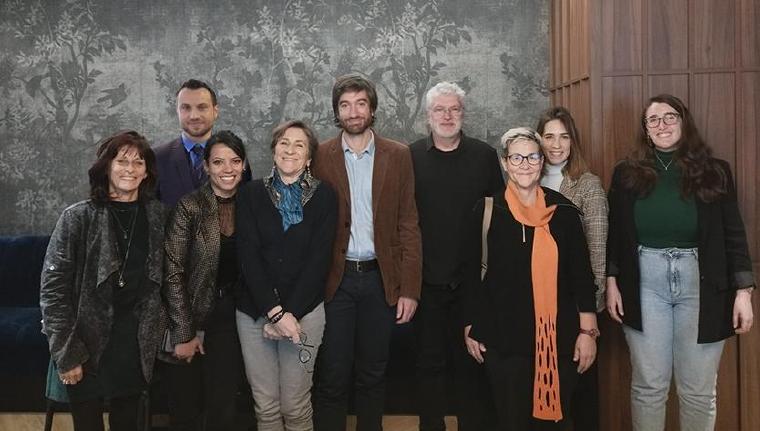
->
xmin=579 ymin=328 xmax=601 ymax=340
xmin=268 ymin=309 xmax=285 ymax=324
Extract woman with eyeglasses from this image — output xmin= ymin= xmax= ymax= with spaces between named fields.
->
xmin=40 ymin=131 xmax=165 ymax=431
xmin=606 ymin=94 xmax=754 ymax=431
xmin=235 ymin=120 xmax=337 ymax=430
xmin=161 ymin=130 xmax=250 ymax=431
xmin=536 ymin=107 xmax=608 ymax=430
xmin=463 ymin=127 xmax=598 ymax=429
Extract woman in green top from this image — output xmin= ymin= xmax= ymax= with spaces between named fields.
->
xmin=606 ymin=94 xmax=755 ymax=431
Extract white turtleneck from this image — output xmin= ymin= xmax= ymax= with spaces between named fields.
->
xmin=541 ymin=160 xmax=567 ymax=192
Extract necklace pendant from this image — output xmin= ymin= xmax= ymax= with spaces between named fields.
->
xmin=118 ymin=277 xmax=125 ymax=288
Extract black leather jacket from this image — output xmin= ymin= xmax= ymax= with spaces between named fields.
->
xmin=40 ymin=199 xmax=166 ymax=380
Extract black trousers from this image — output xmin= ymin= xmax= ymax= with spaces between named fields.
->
xmin=314 ymin=269 xmax=396 ymax=431
xmin=68 ymin=394 xmax=141 ymax=431
xmin=484 ymin=352 xmax=579 ymax=431
xmin=570 ymin=360 xmax=599 ymax=430
xmin=414 ymin=282 xmax=497 ymax=431
xmin=165 ymin=295 xmax=243 ymax=431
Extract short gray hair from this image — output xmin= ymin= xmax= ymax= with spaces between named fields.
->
xmin=425 ymin=81 xmax=466 ymax=112
xmin=499 ymin=127 xmax=543 ymax=157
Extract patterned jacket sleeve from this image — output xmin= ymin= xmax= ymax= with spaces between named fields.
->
xmin=578 ymin=173 xmax=609 ymax=311
xmin=39 ymin=206 xmax=90 ymax=372
xmin=163 ymin=199 xmax=196 ymax=344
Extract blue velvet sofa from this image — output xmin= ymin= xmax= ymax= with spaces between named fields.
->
xmin=0 ymin=235 xmax=51 ymax=411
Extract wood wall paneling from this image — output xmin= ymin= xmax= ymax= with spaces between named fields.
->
xmin=691 ymin=73 xmax=736 ymax=162
xmin=740 ymin=0 xmax=760 ymax=67
xmin=552 ymin=0 xmax=562 ymax=86
xmin=601 ymin=0 xmax=643 ymax=73
xmin=602 ymin=76 xmax=643 ymax=179
xmin=597 ymin=316 xmax=632 ymax=431
xmin=738 ymin=73 xmax=759 ymax=269
xmin=692 ymin=0 xmax=735 ymax=69
xmin=569 ymin=0 xmax=590 ymax=81
xmin=647 ymin=73 xmax=690 ymax=104
xmin=647 ymin=0 xmax=689 ymax=71
xmin=562 ymin=0 xmax=571 ymax=83
xmin=579 ymin=0 xmax=590 ymax=78
xmin=738 ymin=71 xmax=760 ymax=431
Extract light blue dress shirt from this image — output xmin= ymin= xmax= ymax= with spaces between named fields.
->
xmin=342 ymin=133 xmax=376 ymax=261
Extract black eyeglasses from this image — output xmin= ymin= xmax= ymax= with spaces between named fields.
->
xmin=296 ymin=332 xmax=316 ymax=369
xmin=506 ymin=152 xmax=543 ymax=166
xmin=644 ymin=112 xmax=680 ymax=129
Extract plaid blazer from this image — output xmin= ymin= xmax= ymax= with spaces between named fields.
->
xmin=163 ymin=183 xmax=222 ymax=345
xmin=559 ymin=171 xmax=608 ymax=311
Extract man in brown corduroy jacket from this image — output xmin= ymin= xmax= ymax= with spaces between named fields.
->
xmin=312 ymin=74 xmax=422 ymax=431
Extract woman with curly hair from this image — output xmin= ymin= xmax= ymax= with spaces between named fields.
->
xmin=606 ymin=94 xmax=755 ymax=430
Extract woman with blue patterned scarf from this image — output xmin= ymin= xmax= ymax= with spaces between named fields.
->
xmin=235 ymin=120 xmax=338 ymax=431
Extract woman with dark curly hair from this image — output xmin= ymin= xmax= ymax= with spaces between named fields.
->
xmin=40 ymin=130 xmax=165 ymax=431
xmin=606 ymin=94 xmax=755 ymax=431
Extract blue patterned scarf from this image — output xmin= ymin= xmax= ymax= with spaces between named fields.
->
xmin=272 ymin=170 xmax=304 ymax=231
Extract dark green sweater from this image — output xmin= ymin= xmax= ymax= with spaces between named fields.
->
xmin=634 ymin=150 xmax=698 ymax=248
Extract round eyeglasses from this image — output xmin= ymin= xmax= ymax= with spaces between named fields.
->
xmin=295 ymin=332 xmax=315 ymax=369
xmin=644 ymin=112 xmax=680 ymax=129
xmin=506 ymin=152 xmax=543 ymax=166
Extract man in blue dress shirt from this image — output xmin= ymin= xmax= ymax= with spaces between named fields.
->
xmin=313 ymin=74 xmax=422 ymax=431
xmin=154 ymin=79 xmax=219 ymax=206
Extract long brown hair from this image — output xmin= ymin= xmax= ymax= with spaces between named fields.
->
xmin=620 ymin=94 xmax=727 ymax=202
xmin=535 ymin=106 xmax=589 ymax=180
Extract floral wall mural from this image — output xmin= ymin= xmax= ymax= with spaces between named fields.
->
xmin=0 ymin=0 xmax=549 ymax=234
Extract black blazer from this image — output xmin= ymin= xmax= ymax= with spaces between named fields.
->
xmin=606 ymin=159 xmax=755 ymax=343
xmin=235 ymin=178 xmax=337 ymax=320
xmin=154 ymin=138 xmax=196 ymax=207
xmin=464 ymin=187 xmax=596 ymax=356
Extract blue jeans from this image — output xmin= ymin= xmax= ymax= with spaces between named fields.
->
xmin=623 ymin=246 xmax=725 ymax=431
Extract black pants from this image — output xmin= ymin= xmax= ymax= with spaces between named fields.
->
xmin=570 ymin=360 xmax=599 ymax=430
xmin=69 ymin=394 xmax=140 ymax=431
xmin=165 ymin=295 xmax=243 ymax=431
xmin=485 ymin=352 xmax=579 ymax=431
xmin=414 ymin=282 xmax=497 ymax=431
xmin=314 ymin=269 xmax=396 ymax=431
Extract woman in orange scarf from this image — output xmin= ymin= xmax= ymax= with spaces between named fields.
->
xmin=463 ymin=127 xmax=599 ymax=430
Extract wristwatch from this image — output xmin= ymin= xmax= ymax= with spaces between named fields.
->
xmin=579 ymin=328 xmax=601 ymax=340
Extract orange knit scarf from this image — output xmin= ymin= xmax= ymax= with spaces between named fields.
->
xmin=505 ymin=182 xmax=562 ymax=421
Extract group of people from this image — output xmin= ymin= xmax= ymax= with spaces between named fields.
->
xmin=38 ymin=74 xmax=754 ymax=431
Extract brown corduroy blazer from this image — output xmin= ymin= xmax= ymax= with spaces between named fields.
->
xmin=313 ymin=131 xmax=422 ymax=305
